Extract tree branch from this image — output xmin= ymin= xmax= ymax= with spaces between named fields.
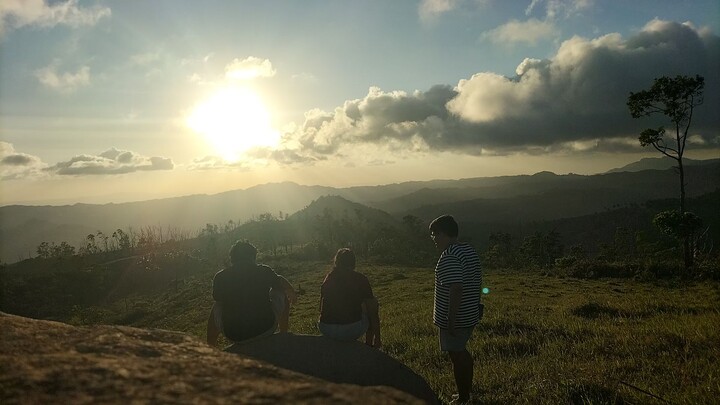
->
xmin=651 ymin=142 xmax=678 ymax=159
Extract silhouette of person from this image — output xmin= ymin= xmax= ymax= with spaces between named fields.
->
xmin=318 ymin=248 xmax=381 ymax=348
xmin=429 ymin=215 xmax=482 ymax=404
xmin=207 ymin=240 xmax=297 ymax=346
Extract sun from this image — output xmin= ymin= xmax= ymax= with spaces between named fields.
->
xmin=186 ymin=87 xmax=280 ymax=161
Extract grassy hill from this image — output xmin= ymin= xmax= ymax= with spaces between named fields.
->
xmin=2 ymin=255 xmax=718 ymax=403
xmin=3 ymin=185 xmax=720 ymax=402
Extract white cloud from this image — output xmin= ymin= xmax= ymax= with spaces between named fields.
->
xmin=35 ymin=61 xmax=90 ymax=92
xmin=265 ymin=20 xmax=718 ymax=162
xmin=225 ymin=57 xmax=276 ymax=80
xmin=0 ymin=142 xmax=47 ymax=180
xmin=525 ymin=0 xmax=593 ymax=20
xmin=418 ymin=0 xmax=459 ymax=22
xmin=46 ymin=148 xmax=174 ymax=175
xmin=186 ymin=155 xmax=251 ymax=171
xmin=548 ymin=0 xmax=593 ymax=19
xmin=291 ymin=72 xmax=318 ymax=82
xmin=448 ymin=21 xmax=719 ymax=144
xmin=481 ymin=18 xmax=558 ymax=45
xmin=0 ymin=0 xmax=110 ymax=37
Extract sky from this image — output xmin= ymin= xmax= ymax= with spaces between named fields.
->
xmin=1 ymin=0 xmax=719 ymax=206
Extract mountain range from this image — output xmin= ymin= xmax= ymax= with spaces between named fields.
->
xmin=1 ymin=157 xmax=718 ymax=263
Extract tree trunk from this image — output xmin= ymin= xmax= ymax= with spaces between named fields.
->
xmin=679 ymin=159 xmax=685 ymax=214
xmin=678 ymin=160 xmax=693 ymax=270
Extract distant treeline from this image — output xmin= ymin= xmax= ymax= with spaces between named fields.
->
xmin=2 ymin=190 xmax=719 ymax=323
xmin=8 ymin=190 xmax=720 ymax=278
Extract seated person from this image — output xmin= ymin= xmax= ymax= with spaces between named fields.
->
xmin=207 ymin=240 xmax=297 ymax=346
xmin=318 ymin=248 xmax=381 ymax=348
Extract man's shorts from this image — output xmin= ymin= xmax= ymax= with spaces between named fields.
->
xmin=439 ymin=326 xmax=474 ymax=352
xmin=318 ymin=315 xmax=369 ymax=341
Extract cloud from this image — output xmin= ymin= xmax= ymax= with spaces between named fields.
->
xmin=481 ymin=18 xmax=558 ymax=45
xmin=46 ymin=147 xmax=174 ymax=175
xmin=269 ymin=20 xmax=718 ymax=162
xmin=0 ymin=0 xmax=110 ymax=37
xmin=526 ymin=0 xmax=593 ymax=20
xmin=0 ymin=142 xmax=47 ymax=180
xmin=418 ymin=0 xmax=458 ymax=22
xmin=291 ymin=72 xmax=318 ymax=82
xmin=488 ymin=0 xmax=591 ymax=46
xmin=186 ymin=155 xmax=252 ymax=171
xmin=225 ymin=57 xmax=276 ymax=80
xmin=35 ymin=61 xmax=90 ymax=92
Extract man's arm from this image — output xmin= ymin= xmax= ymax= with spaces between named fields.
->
xmin=363 ymin=297 xmax=382 ymax=348
xmin=207 ymin=302 xmax=220 ymax=346
xmin=275 ymin=275 xmax=298 ymax=305
xmin=447 ymin=283 xmax=463 ymax=336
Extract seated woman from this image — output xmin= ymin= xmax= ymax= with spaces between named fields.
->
xmin=318 ymin=248 xmax=381 ymax=348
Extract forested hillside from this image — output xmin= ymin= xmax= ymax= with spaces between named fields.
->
xmin=1 ymin=161 xmax=718 ymax=264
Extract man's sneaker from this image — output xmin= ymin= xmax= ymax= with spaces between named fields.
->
xmin=449 ymin=393 xmax=471 ymax=404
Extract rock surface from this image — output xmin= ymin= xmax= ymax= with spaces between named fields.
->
xmin=228 ymin=334 xmax=438 ymax=404
xmin=0 ymin=313 xmax=423 ymax=404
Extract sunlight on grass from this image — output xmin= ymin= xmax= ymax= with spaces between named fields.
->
xmin=65 ymin=262 xmax=720 ymax=403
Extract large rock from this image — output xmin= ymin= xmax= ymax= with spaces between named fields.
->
xmin=227 ymin=334 xmax=437 ymax=404
xmin=0 ymin=313 xmax=422 ymax=404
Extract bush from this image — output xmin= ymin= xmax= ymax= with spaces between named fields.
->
xmin=638 ymin=259 xmax=683 ymax=280
xmin=695 ymin=257 xmax=720 ymax=280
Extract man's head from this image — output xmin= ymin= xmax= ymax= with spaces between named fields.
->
xmin=229 ymin=240 xmax=257 ymax=266
xmin=333 ymin=248 xmax=356 ymax=271
xmin=429 ymin=215 xmax=458 ymax=251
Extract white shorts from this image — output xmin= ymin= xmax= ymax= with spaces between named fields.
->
xmin=318 ymin=315 xmax=369 ymax=342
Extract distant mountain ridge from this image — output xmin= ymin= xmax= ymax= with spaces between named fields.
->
xmin=1 ymin=159 xmax=718 ymax=263
xmin=606 ymin=157 xmax=720 ymax=173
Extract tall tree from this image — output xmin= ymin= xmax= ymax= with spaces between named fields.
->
xmin=627 ymin=74 xmax=705 ymax=268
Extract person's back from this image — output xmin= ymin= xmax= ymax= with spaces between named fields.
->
xmin=320 ymin=270 xmax=373 ymax=325
xmin=317 ymin=248 xmax=381 ymax=347
xmin=213 ymin=263 xmax=278 ymax=342
xmin=206 ymin=240 xmax=296 ymax=346
xmin=430 ymin=214 xmax=483 ymax=403
xmin=434 ymin=242 xmax=482 ymax=329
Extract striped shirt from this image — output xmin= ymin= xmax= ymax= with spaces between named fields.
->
xmin=433 ymin=243 xmax=482 ymax=329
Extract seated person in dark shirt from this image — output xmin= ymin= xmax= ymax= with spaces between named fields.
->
xmin=318 ymin=248 xmax=381 ymax=348
xmin=207 ymin=240 xmax=297 ymax=346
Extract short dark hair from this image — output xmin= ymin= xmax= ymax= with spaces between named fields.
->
xmin=429 ymin=215 xmax=459 ymax=237
xmin=229 ymin=240 xmax=257 ymax=265
xmin=333 ymin=248 xmax=356 ymax=271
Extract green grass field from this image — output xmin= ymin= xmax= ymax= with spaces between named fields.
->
xmin=68 ymin=260 xmax=720 ymax=404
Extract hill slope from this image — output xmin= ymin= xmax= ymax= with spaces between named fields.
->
xmin=606 ymin=157 xmax=720 ymax=173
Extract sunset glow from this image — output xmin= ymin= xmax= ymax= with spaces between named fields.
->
xmin=1 ymin=1 xmax=718 ymax=206
xmin=186 ymin=87 xmax=280 ymax=161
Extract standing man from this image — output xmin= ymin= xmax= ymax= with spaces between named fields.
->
xmin=207 ymin=240 xmax=297 ymax=346
xmin=430 ymin=215 xmax=482 ymax=404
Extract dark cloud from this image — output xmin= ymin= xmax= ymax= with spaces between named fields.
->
xmin=47 ymin=148 xmax=174 ymax=175
xmin=0 ymin=142 xmax=46 ymax=180
xmin=275 ymin=19 xmax=719 ymax=161
xmin=2 ymin=154 xmax=35 ymax=166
